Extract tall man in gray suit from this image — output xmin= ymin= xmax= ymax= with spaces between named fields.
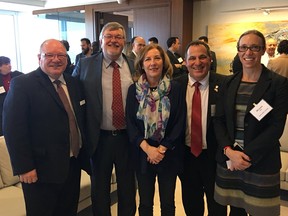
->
xmin=176 ymin=41 xmax=227 ymax=216
xmin=3 ymin=39 xmax=88 ymax=216
xmin=73 ymin=22 xmax=136 ymax=216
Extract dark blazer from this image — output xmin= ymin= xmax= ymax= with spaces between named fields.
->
xmin=166 ymin=50 xmax=187 ymax=78
xmin=73 ymin=51 xmax=135 ymax=156
xmin=0 ymin=71 xmax=23 ymax=135
xmin=214 ymin=66 xmax=288 ymax=174
xmin=175 ymin=72 xmax=226 ymax=160
xmin=126 ymin=80 xmax=186 ymax=174
xmin=128 ymin=52 xmax=136 ymax=61
xmin=210 ymin=50 xmax=217 ymax=73
xmin=3 ymin=68 xmax=88 ymax=183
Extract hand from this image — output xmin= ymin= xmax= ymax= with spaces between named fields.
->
xmin=19 ymin=169 xmax=38 ymax=184
xmin=226 ymin=148 xmax=251 ymax=171
xmin=146 ymin=145 xmax=165 ymax=164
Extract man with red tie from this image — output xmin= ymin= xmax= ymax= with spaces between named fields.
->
xmin=73 ymin=22 xmax=136 ymax=216
xmin=175 ymin=40 xmax=227 ymax=216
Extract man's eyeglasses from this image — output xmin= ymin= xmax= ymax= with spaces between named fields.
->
xmin=41 ymin=53 xmax=67 ymax=60
xmin=237 ymin=45 xmax=264 ymax=52
xmin=103 ymin=35 xmax=125 ymax=40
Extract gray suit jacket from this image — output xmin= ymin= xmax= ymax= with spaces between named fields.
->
xmin=73 ymin=51 xmax=135 ymax=156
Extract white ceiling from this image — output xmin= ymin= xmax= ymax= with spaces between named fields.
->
xmin=0 ymin=0 xmax=116 ymax=9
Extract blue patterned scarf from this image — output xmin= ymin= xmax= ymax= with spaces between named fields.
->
xmin=136 ymin=74 xmax=171 ymax=142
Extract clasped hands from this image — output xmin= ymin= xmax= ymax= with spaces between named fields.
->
xmin=140 ymin=140 xmax=167 ymax=165
xmin=225 ymin=148 xmax=251 ymax=171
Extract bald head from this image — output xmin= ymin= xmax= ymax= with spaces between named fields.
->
xmin=266 ymin=38 xmax=277 ymax=57
xmin=132 ymin=36 xmax=146 ymax=55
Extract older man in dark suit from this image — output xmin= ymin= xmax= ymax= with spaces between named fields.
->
xmin=176 ymin=40 xmax=227 ymax=216
xmin=73 ymin=22 xmax=136 ymax=216
xmin=3 ymin=39 xmax=88 ymax=216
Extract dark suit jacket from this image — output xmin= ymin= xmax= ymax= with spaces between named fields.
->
xmin=210 ymin=50 xmax=217 ymax=73
xmin=3 ymin=68 xmax=88 ymax=183
xmin=166 ymin=50 xmax=187 ymax=78
xmin=0 ymin=71 xmax=23 ymax=135
xmin=214 ymin=66 xmax=288 ymax=174
xmin=128 ymin=52 xmax=136 ymax=61
xmin=175 ymin=72 xmax=226 ymax=160
xmin=73 ymin=51 xmax=135 ymax=156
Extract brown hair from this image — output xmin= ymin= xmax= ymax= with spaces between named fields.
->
xmin=134 ymin=44 xmax=173 ymax=80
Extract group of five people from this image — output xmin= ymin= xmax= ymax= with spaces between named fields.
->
xmin=2 ymin=22 xmax=288 ymax=216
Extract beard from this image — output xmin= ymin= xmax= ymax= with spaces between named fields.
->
xmin=82 ymin=47 xmax=90 ymax=55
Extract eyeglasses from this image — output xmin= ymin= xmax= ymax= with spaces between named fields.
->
xmin=103 ymin=35 xmax=125 ymax=40
xmin=41 ymin=53 xmax=67 ymax=60
xmin=237 ymin=45 xmax=264 ymax=52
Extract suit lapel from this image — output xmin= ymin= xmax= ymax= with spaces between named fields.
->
xmin=35 ymin=68 xmax=65 ymax=109
xmin=246 ymin=69 xmax=271 ymax=114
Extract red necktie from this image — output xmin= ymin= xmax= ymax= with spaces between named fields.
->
xmin=54 ymin=80 xmax=80 ymax=157
xmin=111 ymin=61 xmax=125 ymax=129
xmin=191 ymin=82 xmax=202 ymax=157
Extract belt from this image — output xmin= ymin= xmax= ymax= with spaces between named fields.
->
xmin=100 ymin=129 xmax=127 ymax=136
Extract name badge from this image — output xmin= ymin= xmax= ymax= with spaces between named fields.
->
xmin=250 ymin=99 xmax=273 ymax=121
xmin=211 ymin=104 xmax=216 ymax=116
xmin=177 ymin=57 xmax=183 ymax=63
xmin=80 ymin=100 xmax=86 ymax=106
xmin=0 ymin=86 xmax=6 ymax=94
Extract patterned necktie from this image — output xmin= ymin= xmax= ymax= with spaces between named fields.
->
xmin=191 ymin=82 xmax=202 ymax=157
xmin=54 ymin=80 xmax=80 ymax=157
xmin=111 ymin=61 xmax=125 ymax=129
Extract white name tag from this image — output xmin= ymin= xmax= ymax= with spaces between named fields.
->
xmin=80 ymin=100 xmax=86 ymax=106
xmin=0 ymin=86 xmax=6 ymax=94
xmin=211 ymin=104 xmax=216 ymax=116
xmin=177 ymin=57 xmax=183 ymax=63
xmin=250 ymin=99 xmax=273 ymax=121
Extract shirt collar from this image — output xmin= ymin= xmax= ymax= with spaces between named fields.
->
xmin=188 ymin=72 xmax=210 ymax=88
xmin=103 ymin=55 xmax=124 ymax=69
xmin=49 ymin=74 xmax=66 ymax=85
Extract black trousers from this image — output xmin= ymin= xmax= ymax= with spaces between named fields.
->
xmin=179 ymin=147 xmax=227 ymax=216
xmin=90 ymin=130 xmax=136 ymax=216
xmin=136 ymin=167 xmax=177 ymax=216
xmin=22 ymin=157 xmax=81 ymax=216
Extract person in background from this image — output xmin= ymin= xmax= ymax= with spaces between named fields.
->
xmin=3 ymin=39 xmax=89 ymax=216
xmin=231 ymin=53 xmax=242 ymax=74
xmin=91 ymin=40 xmax=101 ymax=55
xmin=267 ymin=39 xmax=288 ymax=78
xmin=126 ymin=44 xmax=186 ymax=216
xmin=75 ymin=38 xmax=92 ymax=65
xmin=0 ymin=56 xmax=23 ymax=136
xmin=148 ymin=37 xmax=159 ymax=44
xmin=128 ymin=36 xmax=146 ymax=61
xmin=166 ymin=37 xmax=187 ymax=78
xmin=61 ymin=40 xmax=75 ymax=75
xmin=176 ymin=41 xmax=227 ymax=216
xmin=214 ymin=30 xmax=288 ymax=216
xmin=198 ymin=36 xmax=217 ymax=73
xmin=73 ymin=22 xmax=136 ymax=216
xmin=261 ymin=37 xmax=277 ymax=66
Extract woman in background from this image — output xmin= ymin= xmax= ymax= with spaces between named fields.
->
xmin=0 ymin=56 xmax=23 ymax=135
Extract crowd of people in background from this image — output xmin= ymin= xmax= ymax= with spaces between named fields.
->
xmin=1 ymin=21 xmax=288 ymax=216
